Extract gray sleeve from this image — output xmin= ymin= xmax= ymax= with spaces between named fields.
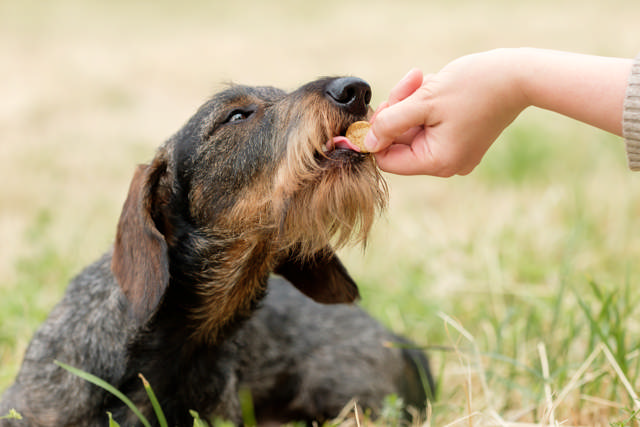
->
xmin=623 ymin=53 xmax=640 ymax=171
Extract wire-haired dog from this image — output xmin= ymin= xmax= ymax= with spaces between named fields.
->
xmin=0 ymin=77 xmax=434 ymax=426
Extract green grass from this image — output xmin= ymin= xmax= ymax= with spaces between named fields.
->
xmin=2 ymin=0 xmax=640 ymax=425
xmin=3 ymin=91 xmax=640 ymax=427
xmin=9 ymin=363 xmax=410 ymax=426
xmin=0 ymin=210 xmax=77 ymax=386
xmin=336 ymin=115 xmax=640 ymax=424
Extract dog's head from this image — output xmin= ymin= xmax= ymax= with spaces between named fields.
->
xmin=111 ymin=77 xmax=388 ymax=335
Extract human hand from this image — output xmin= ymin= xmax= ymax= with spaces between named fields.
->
xmin=365 ymin=50 xmax=528 ymax=176
xmin=366 ymin=48 xmax=631 ymax=176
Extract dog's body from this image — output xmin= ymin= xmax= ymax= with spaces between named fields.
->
xmin=0 ymin=77 xmax=433 ymax=426
xmin=238 ymin=278 xmax=432 ymax=423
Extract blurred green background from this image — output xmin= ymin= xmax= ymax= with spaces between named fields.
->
xmin=2 ymin=0 xmax=640 ymax=424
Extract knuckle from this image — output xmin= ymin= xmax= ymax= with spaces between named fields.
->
xmin=372 ymin=113 xmax=392 ymax=140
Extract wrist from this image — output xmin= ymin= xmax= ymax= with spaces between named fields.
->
xmin=480 ymin=48 xmax=531 ymax=125
xmin=505 ymin=47 xmax=540 ymax=112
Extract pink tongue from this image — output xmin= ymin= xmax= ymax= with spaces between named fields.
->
xmin=330 ymin=136 xmax=361 ymax=152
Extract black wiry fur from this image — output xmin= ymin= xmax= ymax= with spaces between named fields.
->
xmin=0 ymin=77 xmax=434 ymax=426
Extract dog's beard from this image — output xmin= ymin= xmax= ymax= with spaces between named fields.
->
xmin=275 ymin=158 xmax=387 ymax=257
xmin=215 ymin=104 xmax=387 ymax=258
xmin=182 ymin=106 xmax=387 ymax=342
xmin=271 ymin=111 xmax=388 ymax=258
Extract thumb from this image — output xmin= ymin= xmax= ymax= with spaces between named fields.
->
xmin=365 ymin=69 xmax=424 ymax=152
xmin=365 ymin=92 xmax=430 ymax=152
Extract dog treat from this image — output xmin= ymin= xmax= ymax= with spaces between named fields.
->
xmin=345 ymin=121 xmax=371 ymax=153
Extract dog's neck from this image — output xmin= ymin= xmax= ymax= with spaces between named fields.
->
xmin=164 ymin=225 xmax=276 ymax=345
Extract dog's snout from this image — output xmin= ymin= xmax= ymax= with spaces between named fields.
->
xmin=325 ymin=77 xmax=372 ymax=116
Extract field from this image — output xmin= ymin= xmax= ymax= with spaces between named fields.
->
xmin=2 ymin=0 xmax=640 ymax=425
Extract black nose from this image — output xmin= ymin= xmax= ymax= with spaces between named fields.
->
xmin=325 ymin=77 xmax=372 ymax=116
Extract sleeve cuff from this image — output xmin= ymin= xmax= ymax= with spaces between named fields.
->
xmin=623 ymin=53 xmax=640 ymax=171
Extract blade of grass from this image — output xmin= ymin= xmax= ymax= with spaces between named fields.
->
xmin=585 ymin=277 xmax=603 ymax=301
xmin=238 ymin=388 xmax=256 ymax=427
xmin=550 ymin=345 xmax=602 ymax=415
xmin=601 ymin=343 xmax=640 ymax=412
xmin=189 ymin=410 xmax=210 ymax=427
xmin=107 ymin=412 xmax=121 ymax=427
xmin=537 ymin=342 xmax=555 ymax=425
xmin=139 ymin=374 xmax=168 ymax=427
xmin=54 ymin=360 xmax=152 ymax=427
xmin=439 ymin=311 xmax=509 ymax=426
xmin=354 ymin=400 xmax=361 ymax=427
xmin=574 ymin=289 xmax=607 ymax=350
xmin=0 ymin=409 xmax=22 ymax=420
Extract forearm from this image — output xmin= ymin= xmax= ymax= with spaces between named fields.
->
xmin=511 ymin=48 xmax=631 ymax=136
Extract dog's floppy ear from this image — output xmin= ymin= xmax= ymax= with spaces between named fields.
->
xmin=275 ymin=249 xmax=360 ymax=304
xmin=112 ymin=156 xmax=171 ymax=322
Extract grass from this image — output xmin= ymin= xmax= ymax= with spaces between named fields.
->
xmin=340 ymin=117 xmax=640 ymax=425
xmin=2 ymin=0 xmax=640 ymax=425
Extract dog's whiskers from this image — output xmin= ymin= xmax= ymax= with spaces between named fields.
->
xmin=0 ymin=77 xmax=430 ymax=427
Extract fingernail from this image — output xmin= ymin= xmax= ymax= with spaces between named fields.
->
xmin=364 ymin=130 xmax=377 ymax=152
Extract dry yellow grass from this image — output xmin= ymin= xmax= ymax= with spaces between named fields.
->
xmin=2 ymin=0 xmax=640 ymax=425
xmin=2 ymin=0 xmax=638 ymax=279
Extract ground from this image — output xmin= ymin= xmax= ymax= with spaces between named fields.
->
xmin=2 ymin=1 xmax=640 ymax=425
